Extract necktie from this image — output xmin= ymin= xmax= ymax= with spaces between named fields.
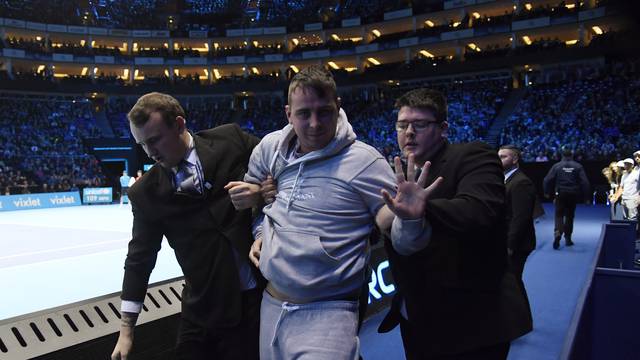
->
xmin=175 ymin=160 xmax=202 ymax=195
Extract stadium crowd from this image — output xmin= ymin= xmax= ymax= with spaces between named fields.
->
xmin=1 ymin=58 xmax=638 ymax=195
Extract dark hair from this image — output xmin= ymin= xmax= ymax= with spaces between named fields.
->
xmin=499 ymin=144 xmax=522 ymax=160
xmin=127 ymin=92 xmax=186 ymax=128
xmin=394 ymin=88 xmax=447 ymax=123
xmin=287 ymin=65 xmax=337 ymax=105
xmin=561 ymin=145 xmax=573 ymax=158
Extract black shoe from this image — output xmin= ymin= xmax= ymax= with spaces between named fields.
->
xmin=553 ymin=237 xmax=560 ymax=250
xmin=566 ymin=238 xmax=574 ymax=246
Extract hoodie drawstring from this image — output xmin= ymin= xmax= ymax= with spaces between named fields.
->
xmin=286 ymin=162 xmax=305 ymax=210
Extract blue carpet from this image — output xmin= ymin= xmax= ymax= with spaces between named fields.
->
xmin=359 ymin=204 xmax=610 ymax=360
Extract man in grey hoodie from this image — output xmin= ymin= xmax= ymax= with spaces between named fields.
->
xmin=240 ymin=66 xmax=399 ymax=359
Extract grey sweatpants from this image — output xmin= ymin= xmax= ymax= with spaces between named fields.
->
xmin=259 ymin=290 xmax=360 ymax=360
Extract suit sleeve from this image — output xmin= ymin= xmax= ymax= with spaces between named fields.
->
xmin=507 ymin=178 xmax=536 ymax=250
xmin=232 ymin=122 xmax=261 ymax=154
xmin=425 ymin=143 xmax=505 ymax=233
xmin=121 ymin=203 xmax=163 ymax=302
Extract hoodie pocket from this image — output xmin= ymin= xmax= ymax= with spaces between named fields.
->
xmin=260 ymin=228 xmax=340 ymax=289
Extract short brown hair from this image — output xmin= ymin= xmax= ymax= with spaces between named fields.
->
xmin=127 ymin=92 xmax=186 ymax=128
xmin=287 ymin=65 xmax=337 ymax=105
xmin=499 ymin=144 xmax=522 ymax=161
xmin=394 ymin=88 xmax=447 ymax=123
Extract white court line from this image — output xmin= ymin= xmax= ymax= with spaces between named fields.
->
xmin=0 ymin=238 xmax=131 ymax=261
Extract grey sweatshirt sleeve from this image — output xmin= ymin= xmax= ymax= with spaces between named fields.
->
xmin=244 ymin=133 xmax=279 ymax=184
xmin=390 ymin=217 xmax=433 ymax=256
xmin=349 ymin=156 xmax=397 ymax=216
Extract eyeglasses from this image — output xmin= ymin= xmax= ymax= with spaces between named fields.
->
xmin=395 ymin=120 xmax=439 ymax=133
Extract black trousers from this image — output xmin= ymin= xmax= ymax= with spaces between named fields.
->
xmin=509 ymin=251 xmax=533 ymax=323
xmin=399 ymin=318 xmax=510 ymax=360
xmin=174 ymin=288 xmax=261 ymax=360
xmin=554 ymin=192 xmax=578 ymax=239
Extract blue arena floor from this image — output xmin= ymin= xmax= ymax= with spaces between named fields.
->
xmin=1 ymin=203 xmax=610 ymax=360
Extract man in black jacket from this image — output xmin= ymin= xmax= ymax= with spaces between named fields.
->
xmin=380 ymin=88 xmax=531 ymax=359
xmin=543 ymin=146 xmax=590 ymax=249
xmin=498 ymin=144 xmax=536 ymax=320
xmin=111 ymin=93 xmax=263 ymax=360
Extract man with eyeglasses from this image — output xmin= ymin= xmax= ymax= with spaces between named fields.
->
xmin=378 ymin=88 xmax=532 ymax=360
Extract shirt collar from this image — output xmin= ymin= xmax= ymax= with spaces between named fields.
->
xmin=171 ymin=132 xmax=197 ymax=174
xmin=504 ymin=167 xmax=518 ymax=182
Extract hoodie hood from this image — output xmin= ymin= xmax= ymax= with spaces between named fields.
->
xmin=269 ymin=108 xmax=356 ymax=178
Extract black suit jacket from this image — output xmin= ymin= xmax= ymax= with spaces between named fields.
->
xmin=381 ymin=141 xmax=532 ymax=355
xmin=505 ymin=169 xmax=537 ymax=254
xmin=121 ymin=124 xmax=262 ymax=329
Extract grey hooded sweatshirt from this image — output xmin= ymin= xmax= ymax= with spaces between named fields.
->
xmin=245 ymin=109 xmax=396 ymax=302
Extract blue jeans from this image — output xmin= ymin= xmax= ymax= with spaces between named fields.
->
xmin=260 ymin=290 xmax=360 ymax=360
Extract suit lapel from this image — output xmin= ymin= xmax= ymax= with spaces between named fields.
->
xmin=151 ymin=165 xmax=176 ymax=200
xmin=193 ymin=133 xmax=224 ymax=197
xmin=424 ymin=141 xmax=449 ymax=184
xmin=505 ymin=168 xmax=519 ymax=186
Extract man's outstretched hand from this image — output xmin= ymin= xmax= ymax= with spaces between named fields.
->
xmin=381 ymin=154 xmax=443 ymax=220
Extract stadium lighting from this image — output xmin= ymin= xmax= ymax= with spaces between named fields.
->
xmin=452 ymin=21 xmax=461 ymax=27
xmin=37 ymin=65 xmax=45 ymax=73
xmin=331 ymin=34 xmax=340 ymax=41
xmin=164 ymin=69 xmax=170 ymax=77
xmin=525 ymin=3 xmax=532 ymax=10
xmin=371 ymin=29 xmax=381 ymax=37
xmin=291 ymin=38 xmax=299 ymax=46
xmin=80 ymin=40 xmax=86 ymax=46
xmin=420 ymin=50 xmax=434 ymax=58
xmin=367 ymin=57 xmax=381 ymax=65
xmin=425 ymin=20 xmax=435 ymax=27
xmin=133 ymin=42 xmax=138 ymax=51
xmin=290 ymin=65 xmax=299 ymax=73
xmin=565 ymin=3 xmax=576 ymax=9
xmin=565 ymin=40 xmax=578 ymax=45
xmin=344 ymin=67 xmax=358 ymax=72
xmin=472 ymin=12 xmax=480 ymax=19
xmin=93 ymin=67 xmax=98 ymax=75
xmin=253 ymin=41 xmax=259 ymax=47
xmin=468 ymin=43 xmax=481 ymax=51
xmin=91 ymin=40 xmax=95 ymax=48
xmin=36 ymin=36 xmax=42 ymax=41
xmin=174 ymin=69 xmax=180 ymax=76
xmin=123 ymin=69 xmax=129 ymax=79
xmin=327 ymin=61 xmax=340 ymax=70
xmin=213 ymin=68 xmax=221 ymax=79
xmin=522 ymin=36 xmax=532 ymax=45
xmin=251 ymin=67 xmax=260 ymax=74
xmin=592 ymin=26 xmax=603 ymax=35
xmin=81 ymin=67 xmax=88 ymax=76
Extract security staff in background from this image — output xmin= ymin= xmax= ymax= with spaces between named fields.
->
xmin=498 ymin=145 xmax=536 ymax=321
xmin=543 ymin=146 xmax=590 ymax=250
